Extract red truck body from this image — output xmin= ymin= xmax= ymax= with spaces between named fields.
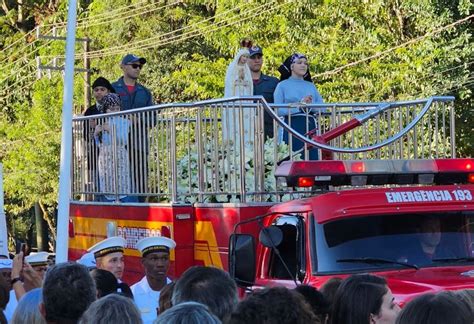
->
xmin=236 ymin=185 xmax=474 ymax=305
xmin=69 ymin=96 xmax=471 ymax=303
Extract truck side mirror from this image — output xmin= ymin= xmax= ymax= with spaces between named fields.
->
xmin=229 ymin=234 xmax=256 ymax=287
xmin=259 ymin=225 xmax=283 ymax=248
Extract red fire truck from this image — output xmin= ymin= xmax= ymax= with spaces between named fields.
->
xmin=69 ymin=96 xmax=474 ymax=303
xmin=229 ymin=158 xmax=474 ymax=305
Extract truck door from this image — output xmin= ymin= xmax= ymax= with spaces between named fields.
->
xmin=265 ymin=214 xmax=306 ymax=282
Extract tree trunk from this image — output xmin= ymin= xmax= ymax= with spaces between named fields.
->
xmin=38 ymin=201 xmax=57 ymax=242
xmin=34 ymin=202 xmax=49 ymax=251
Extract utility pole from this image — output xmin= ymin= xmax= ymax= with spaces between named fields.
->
xmin=35 ymin=26 xmax=92 ymax=113
xmin=84 ymin=39 xmax=91 ymax=109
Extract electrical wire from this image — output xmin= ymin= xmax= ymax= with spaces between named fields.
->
xmin=351 ymin=60 xmax=474 ymax=100
xmin=0 ymin=40 xmax=53 ymax=75
xmin=0 ymin=39 xmax=38 ymax=67
xmin=314 ymin=14 xmax=474 ymax=79
xmin=0 ymin=61 xmax=36 ymax=85
xmin=1 ymin=1 xmax=177 ymax=67
xmin=42 ymin=0 xmax=150 ymax=27
xmin=0 ymin=72 xmax=37 ymax=100
xmin=1 ymin=29 xmax=35 ymax=53
xmin=85 ymin=1 xmax=280 ymax=59
xmin=41 ymin=0 xmax=250 ymax=60
xmin=78 ymin=0 xmax=181 ymax=29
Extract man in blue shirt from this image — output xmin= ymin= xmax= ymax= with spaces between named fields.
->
xmin=113 ymin=54 xmax=153 ymax=110
xmin=113 ymin=54 xmax=154 ymax=202
xmin=247 ymin=46 xmax=279 ymax=139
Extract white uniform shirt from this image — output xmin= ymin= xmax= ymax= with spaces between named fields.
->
xmin=131 ymin=276 xmax=172 ymax=324
xmin=4 ymin=290 xmax=18 ymax=322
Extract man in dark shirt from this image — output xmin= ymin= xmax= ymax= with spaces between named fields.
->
xmin=247 ymin=45 xmax=279 ymax=139
xmin=112 ymin=54 xmax=154 ymax=201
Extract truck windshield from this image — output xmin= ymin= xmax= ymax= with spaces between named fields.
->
xmin=315 ymin=212 xmax=474 ymax=273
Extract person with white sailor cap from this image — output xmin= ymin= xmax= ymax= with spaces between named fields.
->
xmin=0 ymin=258 xmax=16 ymax=322
xmin=76 ymin=251 xmax=97 ymax=271
xmin=131 ymin=236 xmax=176 ymax=324
xmin=25 ymin=251 xmax=49 ymax=279
xmin=87 ymin=236 xmax=127 ymax=281
xmin=0 ymin=257 xmax=12 ymax=285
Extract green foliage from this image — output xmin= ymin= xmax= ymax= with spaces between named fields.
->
xmin=0 ymin=0 xmax=472 ymax=246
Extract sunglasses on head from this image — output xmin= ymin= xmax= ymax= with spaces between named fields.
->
xmin=128 ymin=63 xmax=142 ymax=69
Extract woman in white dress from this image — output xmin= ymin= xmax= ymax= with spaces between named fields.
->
xmin=223 ymin=40 xmax=254 ymax=146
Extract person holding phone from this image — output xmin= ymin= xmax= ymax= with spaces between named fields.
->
xmin=274 ymin=53 xmax=324 ymax=160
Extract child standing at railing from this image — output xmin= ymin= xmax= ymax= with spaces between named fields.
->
xmin=94 ymin=94 xmax=135 ymax=202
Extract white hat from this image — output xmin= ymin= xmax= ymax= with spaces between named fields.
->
xmin=0 ymin=259 xmax=12 ymax=269
xmin=87 ymin=236 xmax=126 ymax=258
xmin=136 ymin=236 xmax=176 ymax=257
xmin=25 ymin=252 xmax=49 ymax=266
xmin=77 ymin=252 xmax=96 ymax=269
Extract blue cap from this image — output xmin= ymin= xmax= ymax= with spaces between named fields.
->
xmin=121 ymin=54 xmax=146 ymax=65
xmin=249 ymin=45 xmax=263 ymax=57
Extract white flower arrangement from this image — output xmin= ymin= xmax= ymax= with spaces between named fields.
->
xmin=176 ymin=138 xmax=300 ymax=203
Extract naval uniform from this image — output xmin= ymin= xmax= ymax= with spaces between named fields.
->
xmin=131 ymin=276 xmax=172 ymax=324
xmin=4 ymin=290 xmax=17 ymax=322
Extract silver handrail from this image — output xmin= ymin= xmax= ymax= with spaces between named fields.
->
xmin=72 ymin=96 xmax=456 ymax=203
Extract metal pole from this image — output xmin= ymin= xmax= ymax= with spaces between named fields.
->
xmin=56 ymin=0 xmax=77 ymax=263
xmin=83 ymin=39 xmax=91 ymax=110
xmin=0 ymin=164 xmax=9 ymax=257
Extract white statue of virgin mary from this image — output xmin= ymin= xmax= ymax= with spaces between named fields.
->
xmin=223 ymin=41 xmax=254 ymax=146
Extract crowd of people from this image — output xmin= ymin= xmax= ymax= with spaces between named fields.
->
xmin=0 ymin=241 xmax=473 ymax=324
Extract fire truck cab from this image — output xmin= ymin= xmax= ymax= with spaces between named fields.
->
xmin=229 ymin=158 xmax=474 ymax=304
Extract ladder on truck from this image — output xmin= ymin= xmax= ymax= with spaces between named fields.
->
xmin=71 ymin=96 xmax=456 ymax=204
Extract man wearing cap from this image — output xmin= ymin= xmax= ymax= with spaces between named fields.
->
xmin=132 ymin=236 xmax=176 ymax=324
xmin=84 ymin=76 xmax=116 ymax=116
xmin=112 ymin=54 xmax=153 ymax=111
xmin=247 ymin=45 xmax=279 ymax=139
xmin=87 ymin=236 xmax=127 ymax=281
xmin=113 ymin=54 xmax=154 ymax=201
xmin=25 ymin=251 xmax=50 ymax=279
xmin=76 ymin=251 xmax=97 ymax=271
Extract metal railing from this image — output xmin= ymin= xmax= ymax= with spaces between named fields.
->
xmin=71 ymin=96 xmax=456 ymax=203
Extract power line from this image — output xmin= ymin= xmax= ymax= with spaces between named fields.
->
xmin=42 ymin=0 xmax=150 ymax=27
xmin=1 ymin=73 xmax=37 ymax=101
xmin=315 ymin=14 xmax=474 ymax=79
xmin=1 ymin=29 xmax=35 ymax=53
xmin=0 ymin=61 xmax=36 ymax=85
xmin=42 ymin=0 xmax=250 ymax=60
xmin=354 ymin=61 xmax=474 ymax=100
xmin=85 ymin=0 xmax=279 ymax=59
xmin=1 ymin=1 xmax=170 ymax=68
xmin=0 ymin=39 xmax=38 ymax=67
xmin=79 ymin=0 xmax=181 ymax=29
xmin=0 ymin=40 xmax=53 ymax=75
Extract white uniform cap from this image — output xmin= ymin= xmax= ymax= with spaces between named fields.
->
xmin=0 ymin=259 xmax=12 ymax=270
xmin=87 ymin=236 xmax=126 ymax=258
xmin=77 ymin=252 xmax=96 ymax=269
xmin=136 ymin=236 xmax=176 ymax=257
xmin=25 ymin=252 xmax=49 ymax=266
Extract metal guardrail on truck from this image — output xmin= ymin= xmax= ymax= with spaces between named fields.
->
xmin=71 ymin=96 xmax=456 ymax=203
